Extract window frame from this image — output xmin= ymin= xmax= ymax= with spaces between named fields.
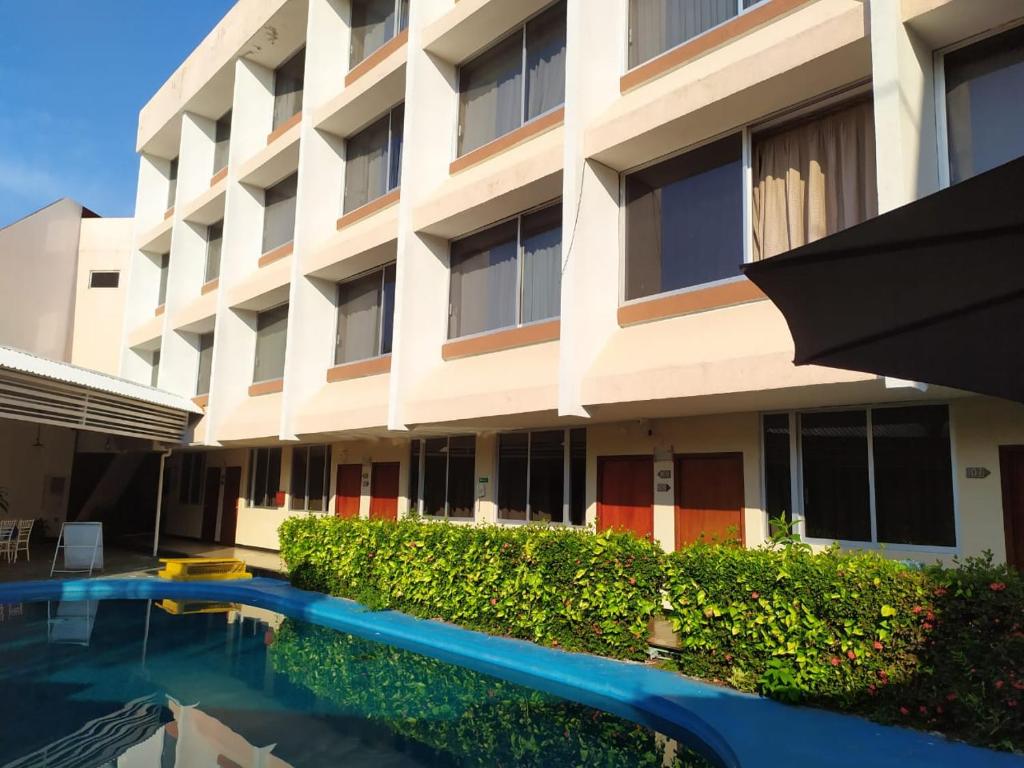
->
xmin=408 ymin=436 xmax=476 ymax=520
xmin=494 ymin=427 xmax=586 ymax=527
xmin=272 ymin=47 xmax=306 ymax=130
xmin=334 ymin=262 xmax=397 ymax=365
xmin=760 ymin=403 xmax=961 ymax=554
xmin=342 ymin=103 xmax=404 ymax=214
xmin=262 ymin=173 xmax=299 ymax=254
xmin=933 ymin=19 xmax=1024 ymax=190
xmin=88 ymin=271 xmax=119 ymax=289
xmin=195 ymin=331 xmax=215 ymax=396
xmin=454 ymin=0 xmax=566 ymax=159
xmin=205 ymin=220 xmax=224 ymax=283
xmin=290 ymin=444 xmax=333 ymax=513
xmin=349 ymin=0 xmax=410 ymax=69
xmin=252 ymin=302 xmax=289 ymax=384
xmin=446 ymin=199 xmax=562 ymax=341
xmin=623 ymin=0 xmax=769 ymax=72
xmin=248 ymin=446 xmax=283 ymax=509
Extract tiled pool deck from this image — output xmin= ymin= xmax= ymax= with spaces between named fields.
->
xmin=0 ymin=576 xmax=1020 ymax=768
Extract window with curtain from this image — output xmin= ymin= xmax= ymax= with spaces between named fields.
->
xmin=214 ymin=111 xmax=232 ymax=172
xmin=497 ymin=428 xmax=586 ymax=524
xmin=253 ymin=303 xmax=289 ymax=383
xmin=178 ymin=453 xmax=206 ymax=505
xmin=290 ymin=444 xmax=332 ymax=512
xmin=624 ymin=134 xmax=743 ymax=301
xmin=628 ymin=0 xmax=763 ymax=68
xmin=457 ymin=0 xmax=566 ymax=156
xmin=150 ymin=348 xmax=161 ymax=388
xmin=262 ymin=173 xmax=298 ymax=254
xmin=167 ymin=158 xmax=178 ymax=208
xmin=196 ymin=332 xmax=214 ymax=396
xmin=412 ymin=436 xmax=476 ymax=519
xmin=763 ymin=405 xmax=955 ymax=547
xmin=448 ymin=202 xmax=562 ymax=339
xmin=273 ymin=48 xmax=305 ymax=129
xmin=249 ymin=447 xmax=283 ymax=508
xmin=944 ymin=23 xmax=1024 ymax=185
xmin=205 ymin=221 xmax=223 ymax=283
xmin=335 ymin=263 xmax=396 ymax=364
xmin=343 ymin=104 xmax=404 ymax=213
xmin=751 ymin=100 xmax=878 ymax=261
xmin=350 ymin=0 xmax=409 ymax=68
xmin=157 ymin=252 xmax=170 ymax=306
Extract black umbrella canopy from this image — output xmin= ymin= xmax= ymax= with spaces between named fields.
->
xmin=742 ymin=154 xmax=1024 ymax=402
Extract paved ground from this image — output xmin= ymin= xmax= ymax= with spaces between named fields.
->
xmin=0 ymin=534 xmax=285 ymax=583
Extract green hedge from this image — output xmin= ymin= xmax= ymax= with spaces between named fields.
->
xmin=269 ymin=618 xmax=712 ymax=768
xmin=278 ymin=515 xmax=1024 ymax=752
xmin=278 ymin=515 xmax=663 ymax=659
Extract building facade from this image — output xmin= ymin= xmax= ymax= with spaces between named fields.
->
xmin=121 ymin=0 xmax=1024 ymax=564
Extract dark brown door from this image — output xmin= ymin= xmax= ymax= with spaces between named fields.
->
xmin=218 ymin=466 xmax=242 ymax=546
xmin=597 ymin=456 xmax=654 ymax=540
xmin=201 ymin=466 xmax=221 ymax=541
xmin=369 ymin=462 xmax=400 ymax=520
xmin=999 ymin=446 xmax=1024 ymax=570
xmin=675 ymin=453 xmax=745 ymax=549
xmin=336 ymin=464 xmax=362 ymax=519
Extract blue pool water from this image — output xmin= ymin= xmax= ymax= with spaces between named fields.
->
xmin=0 ymin=599 xmax=717 ymax=767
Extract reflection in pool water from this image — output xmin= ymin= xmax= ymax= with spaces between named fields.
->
xmin=0 ymin=600 xmax=716 ymax=767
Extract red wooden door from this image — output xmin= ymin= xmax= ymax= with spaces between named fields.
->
xmin=999 ymin=446 xmax=1024 ymax=570
xmin=335 ymin=464 xmax=362 ymax=519
xmin=369 ymin=462 xmax=400 ymax=520
xmin=218 ymin=466 xmax=241 ymax=546
xmin=675 ymin=453 xmax=745 ymax=549
xmin=201 ymin=466 xmax=220 ymax=541
xmin=597 ymin=456 xmax=654 ymax=539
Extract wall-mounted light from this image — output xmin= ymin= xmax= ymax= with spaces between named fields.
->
xmin=31 ymin=426 xmax=44 ymax=449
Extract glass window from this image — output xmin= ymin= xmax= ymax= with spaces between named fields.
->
xmin=273 ymin=48 xmax=305 ymax=129
xmin=350 ymin=0 xmax=409 ymax=68
xmin=766 ymin=405 xmax=956 ymax=547
xmin=497 ymin=432 xmax=529 ymax=520
xmin=448 ymin=203 xmax=562 ymax=339
xmin=150 ymin=349 xmax=161 ymax=388
xmin=414 ymin=436 xmax=476 ymax=519
xmin=569 ymin=427 xmax=586 ymax=526
xmin=752 ymin=101 xmax=877 ymax=261
xmin=196 ymin=332 xmax=214 ymax=396
xmin=625 ymin=134 xmax=743 ymax=301
xmin=157 ymin=252 xmax=170 ymax=306
xmin=344 ymin=104 xmax=404 ymax=213
xmin=205 ymin=221 xmax=223 ymax=283
xmin=408 ymin=439 xmax=420 ymax=513
xmin=628 ymin=0 xmax=762 ymax=69
xmin=457 ymin=1 xmax=565 ymax=156
xmin=89 ymin=271 xmax=119 ymax=288
xmin=214 ymin=110 xmax=232 ymax=172
xmin=167 ymin=158 xmax=178 ymax=208
xmin=262 ymin=173 xmax=298 ymax=254
xmin=253 ymin=303 xmax=289 ymax=383
xmin=944 ymin=24 xmax=1024 ymax=184
xmin=497 ymin=429 xmax=587 ymax=525
xmin=249 ymin=447 xmax=283 ymax=508
xmin=335 ymin=263 xmax=396 ymax=364
xmin=290 ymin=445 xmax=332 ymax=512
xmin=178 ymin=453 xmax=206 ymax=505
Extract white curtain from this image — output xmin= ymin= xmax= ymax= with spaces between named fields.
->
xmin=254 ymin=304 xmax=288 ymax=382
xmin=630 ymin=0 xmax=736 ymax=67
xmin=262 ymin=174 xmax=298 ymax=252
xmin=350 ymin=0 xmax=396 ymax=67
xmin=752 ymin=101 xmax=877 ymax=261
xmin=520 ymin=205 xmax=562 ymax=323
xmin=525 ymin=1 xmax=566 ymax=120
xmin=272 ymin=49 xmax=304 ymax=129
xmin=459 ymin=34 xmax=522 ymax=155
xmin=336 ymin=271 xmax=381 ymax=363
xmin=344 ymin=114 xmax=390 ymax=212
xmin=449 ymin=222 xmax=517 ymax=338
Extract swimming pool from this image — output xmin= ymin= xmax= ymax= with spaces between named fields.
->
xmin=0 ymin=597 xmax=716 ymax=767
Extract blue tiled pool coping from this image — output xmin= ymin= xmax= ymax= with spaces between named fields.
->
xmin=1 ymin=577 xmax=1019 ymax=768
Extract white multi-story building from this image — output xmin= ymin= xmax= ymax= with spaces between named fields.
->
xmin=120 ymin=0 xmax=1024 ymax=565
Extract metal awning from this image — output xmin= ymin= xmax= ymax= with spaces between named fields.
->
xmin=0 ymin=345 xmax=201 ymax=443
xmin=742 ymin=155 xmax=1024 ymax=402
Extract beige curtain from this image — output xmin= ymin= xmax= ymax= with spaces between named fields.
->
xmin=752 ymin=101 xmax=877 ymax=261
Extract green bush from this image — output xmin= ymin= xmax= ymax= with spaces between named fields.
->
xmin=269 ymin=618 xmax=712 ymax=768
xmin=278 ymin=515 xmax=663 ymax=659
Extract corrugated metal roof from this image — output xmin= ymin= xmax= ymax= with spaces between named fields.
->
xmin=0 ymin=345 xmax=202 ymax=415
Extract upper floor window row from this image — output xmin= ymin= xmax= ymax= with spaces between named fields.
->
xmin=627 ymin=0 xmax=765 ymax=69
xmin=350 ymin=0 xmax=409 ymax=69
xmin=273 ymin=48 xmax=305 ymax=130
xmin=457 ymin=0 xmax=566 ymax=157
xmin=344 ymin=104 xmax=404 ymax=214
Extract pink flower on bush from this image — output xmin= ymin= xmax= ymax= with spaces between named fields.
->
xmin=933 ymin=587 xmax=947 ymax=597
xmin=922 ymin=622 xmax=933 ymax=631
xmin=830 ymin=657 xmax=841 ymax=667
xmin=867 ymin=684 xmax=877 ymax=696
xmin=990 ymin=582 xmax=1007 ymax=592
xmin=946 ymin=692 xmax=957 ymax=702
xmin=873 ymin=641 xmax=883 ymax=651
xmin=489 ymin=597 xmax=497 ymax=606
xmin=919 ymin=705 xmax=928 ymax=715
xmin=912 ymin=605 xmax=922 ymax=615
xmin=751 ymin=591 xmax=760 ymax=600
xmin=1008 ymin=699 xmax=1018 ymax=709
xmin=847 ymin=650 xmax=856 ymax=660
xmin=628 ymin=577 xmax=636 ymax=586
xmin=899 ymin=707 xmax=909 ymax=716
xmin=995 ymin=680 xmax=1005 ymax=690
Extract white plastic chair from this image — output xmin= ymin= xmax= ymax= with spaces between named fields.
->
xmin=14 ymin=519 xmax=33 ymax=563
xmin=0 ymin=521 xmax=15 ymax=564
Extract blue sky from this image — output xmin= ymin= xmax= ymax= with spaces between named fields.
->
xmin=0 ymin=1 xmax=235 ymax=226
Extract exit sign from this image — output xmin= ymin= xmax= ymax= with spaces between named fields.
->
xmin=965 ymin=467 xmax=991 ymax=479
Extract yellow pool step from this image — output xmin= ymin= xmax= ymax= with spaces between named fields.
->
xmin=156 ymin=599 xmax=238 ymax=615
xmin=157 ymin=557 xmax=252 ymax=581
